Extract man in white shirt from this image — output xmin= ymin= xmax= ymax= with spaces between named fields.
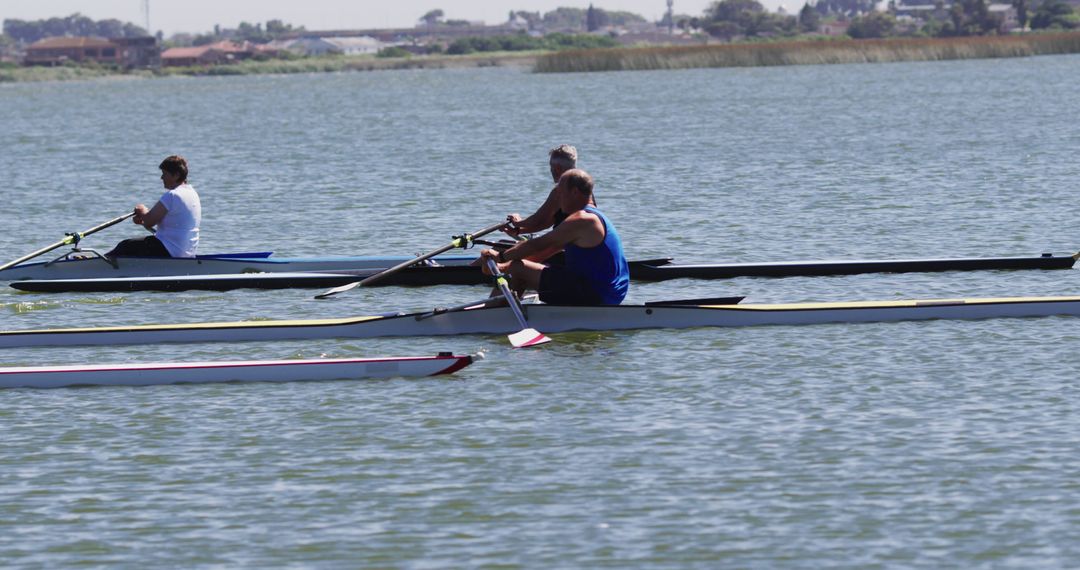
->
xmin=107 ymin=155 xmax=201 ymax=258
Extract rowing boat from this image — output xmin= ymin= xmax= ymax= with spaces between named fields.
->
xmin=8 ymin=252 xmax=1077 ymax=293
xmin=0 ymin=353 xmax=476 ymax=389
xmin=0 ymin=251 xmax=478 ymax=282
xmin=2 ymin=294 xmax=1079 ymax=348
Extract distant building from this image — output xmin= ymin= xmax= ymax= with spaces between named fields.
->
xmin=160 ymin=45 xmax=226 ymax=67
xmin=988 ymin=3 xmax=1019 ymax=32
xmin=287 ymin=37 xmax=342 ymax=56
xmin=0 ymin=42 xmax=21 ymax=64
xmin=818 ymin=20 xmax=851 ymax=35
xmin=323 ymin=36 xmax=384 ymax=55
xmin=24 ymin=37 xmax=122 ymax=67
xmin=894 ymin=3 xmax=950 ymax=20
xmin=111 ymin=36 xmax=160 ymax=68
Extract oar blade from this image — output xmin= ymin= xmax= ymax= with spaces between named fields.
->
xmin=314 ymin=281 xmax=360 ymax=299
xmin=509 ymin=328 xmax=551 ymax=348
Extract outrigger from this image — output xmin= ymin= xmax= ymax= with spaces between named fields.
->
xmin=3 ymin=294 xmax=1080 ymax=349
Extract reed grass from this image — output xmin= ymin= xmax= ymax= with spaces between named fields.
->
xmin=163 ymin=52 xmax=539 ymax=77
xmin=0 ymin=52 xmax=539 ymax=83
xmin=534 ymin=32 xmax=1080 ymax=73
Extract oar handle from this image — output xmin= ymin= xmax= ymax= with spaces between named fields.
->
xmin=358 ymin=221 xmax=509 ymax=287
xmin=0 ymin=212 xmax=135 ymax=272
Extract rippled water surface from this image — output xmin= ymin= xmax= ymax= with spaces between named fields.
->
xmin=3 ymin=56 xmax=1080 ymax=567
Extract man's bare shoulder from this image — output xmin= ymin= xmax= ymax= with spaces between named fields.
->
xmin=562 ymin=209 xmax=600 ymax=224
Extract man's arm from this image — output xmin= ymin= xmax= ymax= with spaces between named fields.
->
xmin=501 ymin=213 xmax=602 ymax=262
xmin=508 ymin=186 xmax=559 ymax=235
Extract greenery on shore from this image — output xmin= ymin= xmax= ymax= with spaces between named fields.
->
xmin=534 ymin=31 xmax=1080 ymax=73
xmin=445 ymin=32 xmax=617 ymax=54
xmin=0 ymin=52 xmax=541 ymax=82
xmin=0 ymin=62 xmax=151 ymax=82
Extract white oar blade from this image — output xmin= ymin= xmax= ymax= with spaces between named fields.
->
xmin=509 ymin=328 xmax=551 ymax=348
xmin=314 ymin=281 xmax=360 ymax=299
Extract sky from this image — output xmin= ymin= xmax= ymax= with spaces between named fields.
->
xmin=0 ymin=0 xmax=789 ymax=36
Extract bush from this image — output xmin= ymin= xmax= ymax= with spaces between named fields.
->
xmin=376 ymin=46 xmax=412 ymax=58
xmin=1031 ymin=0 xmax=1080 ymax=29
xmin=848 ymin=12 xmax=897 ymax=38
xmin=446 ymin=33 xmax=616 ymax=55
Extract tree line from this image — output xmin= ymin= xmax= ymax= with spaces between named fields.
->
xmin=445 ymin=33 xmax=618 ymax=55
xmin=3 ymin=13 xmax=147 ymax=44
xmin=688 ymin=0 xmax=1079 ymax=40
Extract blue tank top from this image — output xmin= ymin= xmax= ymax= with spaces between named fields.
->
xmin=564 ymin=206 xmax=629 ymax=305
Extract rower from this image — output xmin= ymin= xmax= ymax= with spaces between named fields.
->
xmin=480 ymin=169 xmax=629 ymax=306
xmin=505 ymin=144 xmax=596 ymax=254
xmin=106 ymin=155 xmax=201 ymax=259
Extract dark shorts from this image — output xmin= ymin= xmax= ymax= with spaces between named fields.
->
xmin=106 ymin=235 xmax=170 ymax=258
xmin=538 ymin=264 xmax=602 ymax=306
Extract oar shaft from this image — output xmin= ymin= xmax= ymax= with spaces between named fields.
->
xmin=358 ymin=221 xmax=509 ymax=287
xmin=0 ymin=212 xmax=134 ymax=272
xmin=414 ymin=293 xmax=506 ymax=321
xmin=485 ymin=258 xmax=532 ymax=331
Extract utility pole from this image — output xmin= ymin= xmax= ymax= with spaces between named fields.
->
xmin=142 ymin=0 xmax=150 ymax=34
xmin=666 ymin=0 xmax=674 ymax=34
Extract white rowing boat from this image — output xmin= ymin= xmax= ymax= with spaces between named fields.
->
xmin=2 ymin=295 xmax=1079 ymax=349
xmin=0 ymin=251 xmax=478 ymax=282
xmin=0 ymin=353 xmax=477 ymax=389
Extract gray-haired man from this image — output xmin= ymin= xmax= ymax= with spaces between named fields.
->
xmin=507 ymin=144 xmax=596 ymax=239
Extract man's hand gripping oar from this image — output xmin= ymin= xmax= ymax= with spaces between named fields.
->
xmin=314 ymin=221 xmax=511 ymax=299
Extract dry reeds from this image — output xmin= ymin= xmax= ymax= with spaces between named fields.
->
xmin=534 ymin=32 xmax=1080 ymax=73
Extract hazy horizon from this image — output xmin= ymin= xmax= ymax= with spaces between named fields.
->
xmin=1 ymin=0 xmax=791 ymax=36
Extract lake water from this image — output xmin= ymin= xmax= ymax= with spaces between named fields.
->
xmin=3 ymin=55 xmax=1080 ymax=567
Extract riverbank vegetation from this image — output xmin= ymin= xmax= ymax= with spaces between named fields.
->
xmin=535 ymin=31 xmax=1080 ymax=73
xmin=0 ymin=61 xmax=152 ymax=82
xmin=159 ymin=52 xmax=538 ymax=76
xmin=445 ymin=33 xmax=616 ymax=55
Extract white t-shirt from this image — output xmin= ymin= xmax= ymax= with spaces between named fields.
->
xmin=155 ymin=183 xmax=201 ymax=258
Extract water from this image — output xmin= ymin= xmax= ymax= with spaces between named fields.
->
xmin=2 ymin=56 xmax=1080 ymax=567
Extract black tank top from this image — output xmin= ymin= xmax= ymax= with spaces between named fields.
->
xmin=553 ymin=197 xmax=596 ymax=228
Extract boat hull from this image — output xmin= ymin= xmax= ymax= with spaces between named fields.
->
xmin=8 ymin=253 xmax=1077 ymax=293
xmin=0 ymin=354 xmax=475 ymax=389
xmin=0 ymin=253 xmax=479 ymax=282
xmin=629 ymin=253 xmax=1077 ymax=280
xmin=3 ymin=296 xmax=1080 ymax=348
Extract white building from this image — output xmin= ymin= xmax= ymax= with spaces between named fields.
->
xmin=286 ymin=36 xmax=385 ymax=56
xmin=323 ymin=36 xmax=384 ymax=55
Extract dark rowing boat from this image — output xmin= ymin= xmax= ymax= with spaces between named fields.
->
xmin=8 ymin=252 xmax=1076 ymax=293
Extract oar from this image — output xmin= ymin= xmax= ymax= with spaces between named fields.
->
xmin=314 ymin=221 xmax=510 ymax=299
xmin=414 ymin=293 xmax=507 ymax=321
xmin=484 ymin=258 xmax=551 ymax=348
xmin=0 ymin=212 xmax=135 ymax=272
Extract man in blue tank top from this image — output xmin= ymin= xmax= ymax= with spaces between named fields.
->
xmin=480 ymin=169 xmax=629 ymax=306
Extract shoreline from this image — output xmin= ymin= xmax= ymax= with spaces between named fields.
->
xmin=0 ymin=52 xmax=538 ymax=83
xmin=4 ymin=32 xmax=1080 ymax=83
